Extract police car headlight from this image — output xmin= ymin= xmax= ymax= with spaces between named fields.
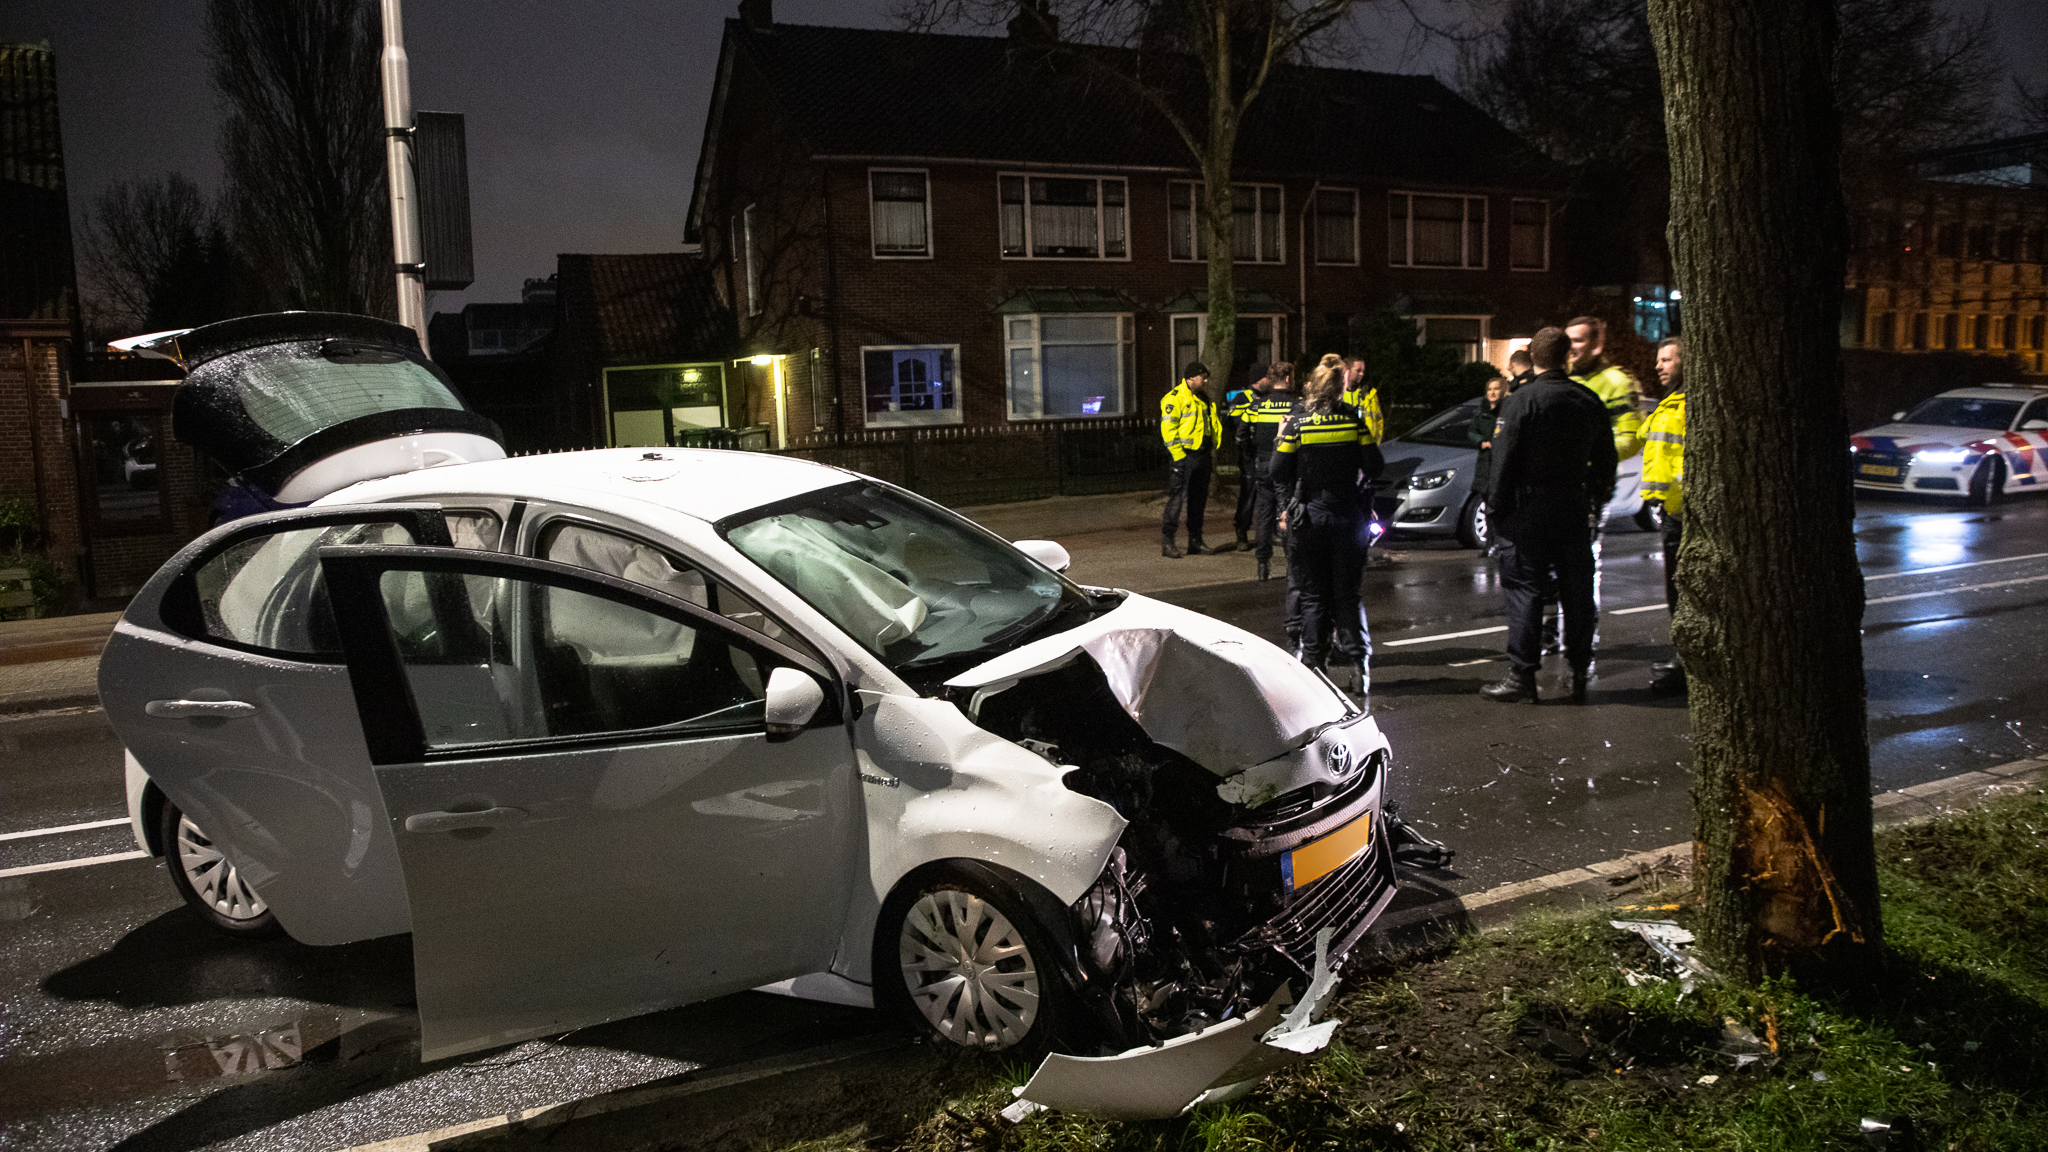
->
xmin=1912 ymin=449 xmax=1967 ymax=466
xmin=1406 ymin=468 xmax=1455 ymax=490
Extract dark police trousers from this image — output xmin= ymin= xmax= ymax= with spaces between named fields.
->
xmin=1289 ymin=495 xmax=1372 ymax=666
xmin=1494 ymin=495 xmax=1599 ymax=676
xmin=1233 ymin=457 xmax=1257 ymax=540
xmin=1162 ymin=449 xmax=1213 ymax=545
xmin=1251 ymin=454 xmax=1286 ymax=562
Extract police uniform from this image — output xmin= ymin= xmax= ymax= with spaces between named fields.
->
xmin=1269 ymin=401 xmax=1374 ymax=682
xmin=1481 ymin=368 xmax=1618 ymax=703
xmin=1159 ymin=377 xmax=1223 ymax=553
xmin=1244 ymin=390 xmax=1297 ymax=572
xmin=1339 ymin=381 xmax=1385 ymax=447
xmin=1223 ymin=381 xmax=1267 ymax=548
xmin=1640 ymin=382 xmax=1687 ymax=691
xmin=1572 ymin=360 xmax=1647 ymax=460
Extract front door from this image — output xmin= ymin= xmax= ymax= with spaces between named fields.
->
xmin=319 ymin=546 xmax=859 ymax=1061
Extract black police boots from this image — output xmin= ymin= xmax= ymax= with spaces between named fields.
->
xmin=1568 ymin=665 xmax=1592 ymax=704
xmin=1479 ymin=670 xmax=1538 ymax=702
xmin=1256 ymin=559 xmax=1271 ymax=581
xmin=1162 ymin=537 xmax=1184 ymax=559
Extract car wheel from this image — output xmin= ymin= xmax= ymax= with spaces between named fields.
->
xmin=874 ymin=863 xmax=1072 ymax=1057
xmin=1634 ymin=505 xmax=1659 ymax=532
xmin=1966 ymin=455 xmax=2005 ymax=506
xmin=161 ymin=801 xmax=283 ymax=938
xmin=1455 ymin=494 xmax=1491 ymax=550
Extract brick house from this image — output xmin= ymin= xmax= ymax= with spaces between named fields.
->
xmin=684 ymin=3 xmax=1575 ymax=448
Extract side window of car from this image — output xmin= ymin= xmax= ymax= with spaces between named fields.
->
xmin=192 ymin=520 xmax=419 ymax=657
xmin=535 ymin=520 xmax=825 ymax=667
xmin=445 ymin=509 xmax=505 ymax=551
xmin=2019 ymin=398 xmax=2048 ymax=430
xmin=382 ymin=569 xmax=768 ymax=750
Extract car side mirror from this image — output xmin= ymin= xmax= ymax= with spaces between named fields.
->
xmin=2022 ymin=419 xmax=2048 ymax=431
xmin=1892 ymin=410 xmax=1908 ymax=422
xmin=765 ymin=666 xmax=826 ymax=739
xmin=1013 ymin=539 xmax=1072 ymax=573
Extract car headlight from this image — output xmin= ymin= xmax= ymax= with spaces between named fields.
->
xmin=1912 ymin=449 xmax=1967 ymax=466
xmin=1406 ymin=468 xmax=1455 ymax=491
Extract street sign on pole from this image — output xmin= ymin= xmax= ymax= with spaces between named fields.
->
xmin=414 ymin=112 xmax=474 ymax=291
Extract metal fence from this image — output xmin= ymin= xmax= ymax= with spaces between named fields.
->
xmin=516 ymin=417 xmax=1186 ymax=508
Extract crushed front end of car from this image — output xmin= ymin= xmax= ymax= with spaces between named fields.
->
xmin=946 ymin=594 xmax=1398 ymax=1114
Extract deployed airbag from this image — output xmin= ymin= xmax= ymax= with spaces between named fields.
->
xmin=947 ymin=594 xmax=1346 ymax=775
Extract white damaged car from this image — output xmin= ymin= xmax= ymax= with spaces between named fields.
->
xmin=102 ymin=318 xmax=1398 ymax=1114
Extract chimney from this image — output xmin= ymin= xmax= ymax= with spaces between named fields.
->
xmin=739 ymin=0 xmax=772 ymax=34
xmin=1008 ymin=0 xmax=1057 ymax=44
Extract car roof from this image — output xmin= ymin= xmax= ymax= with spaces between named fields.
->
xmin=329 ymin=447 xmax=856 ymax=523
xmin=1930 ymin=384 xmax=2048 ymax=401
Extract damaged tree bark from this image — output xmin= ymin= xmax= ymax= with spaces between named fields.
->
xmin=1645 ymin=0 xmax=1883 ymax=982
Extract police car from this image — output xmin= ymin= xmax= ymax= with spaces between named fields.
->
xmin=1851 ymin=384 xmax=2048 ymax=504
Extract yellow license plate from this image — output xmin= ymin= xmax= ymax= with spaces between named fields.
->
xmin=1284 ymin=812 xmax=1371 ymax=892
xmin=1860 ymin=464 xmax=1899 ymax=476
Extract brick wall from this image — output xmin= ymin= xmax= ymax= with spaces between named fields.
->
xmin=0 ymin=332 xmax=82 ymax=589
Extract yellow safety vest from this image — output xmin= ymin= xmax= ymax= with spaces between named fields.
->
xmin=1340 ymin=385 xmax=1384 ymax=445
xmin=1640 ymin=389 xmax=1686 ymax=517
xmin=1159 ymin=381 xmax=1223 ymax=461
xmin=1575 ymin=363 xmax=1646 ymax=460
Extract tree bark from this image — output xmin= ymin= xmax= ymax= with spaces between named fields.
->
xmin=1647 ymin=0 xmax=1882 ymax=982
xmin=1200 ymin=5 xmax=1237 ymax=382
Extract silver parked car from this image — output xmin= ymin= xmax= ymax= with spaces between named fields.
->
xmin=1375 ymin=398 xmax=1653 ymax=548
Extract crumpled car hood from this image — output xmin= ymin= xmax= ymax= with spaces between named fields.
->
xmin=944 ymin=593 xmax=1349 ymax=776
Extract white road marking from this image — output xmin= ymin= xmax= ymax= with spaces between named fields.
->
xmin=0 ymin=849 xmax=150 ymax=879
xmin=0 ymin=817 xmax=130 ymax=843
xmin=1864 ymin=551 xmax=2048 ymax=582
xmin=1867 ymin=572 xmax=2048 ymax=606
xmin=1610 ymin=604 xmax=1666 ymax=615
xmin=1382 ymin=625 xmax=1506 ymax=648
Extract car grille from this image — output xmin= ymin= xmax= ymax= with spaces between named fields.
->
xmin=1227 ymin=831 xmax=1396 ymax=972
xmin=1853 ymin=448 xmax=1908 ymax=486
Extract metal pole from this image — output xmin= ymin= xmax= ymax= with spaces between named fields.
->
xmin=380 ymin=0 xmax=428 ymax=351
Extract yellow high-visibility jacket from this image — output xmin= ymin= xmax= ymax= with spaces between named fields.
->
xmin=1640 ymin=388 xmax=1686 ymax=517
xmin=1159 ymin=381 xmax=1223 ymax=461
xmin=1575 ymin=362 xmax=1646 ymax=460
xmin=1339 ymin=384 xmax=1385 ymax=445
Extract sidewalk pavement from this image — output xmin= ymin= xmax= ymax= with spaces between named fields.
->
xmin=0 ymin=489 xmax=1268 ymax=714
xmin=0 ymin=610 xmax=120 ymax=712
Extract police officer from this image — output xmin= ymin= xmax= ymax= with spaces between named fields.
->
xmin=1159 ymin=362 xmax=1223 ymax=557
xmin=1480 ymin=327 xmax=1618 ymax=704
xmin=1504 ymin=347 xmax=1536 ymax=393
xmin=1641 ymin=337 xmax=1687 ymax=694
xmin=1220 ymin=363 xmax=1271 ymax=552
xmin=1271 ymin=359 xmax=1378 ymax=692
xmin=1565 ymin=316 xmax=1646 ymax=460
xmin=1244 ymin=361 xmax=1297 ymax=581
xmin=1339 ymin=357 xmax=1385 ymax=447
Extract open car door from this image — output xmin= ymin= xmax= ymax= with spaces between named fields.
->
xmin=318 ymin=545 xmax=860 ymax=1061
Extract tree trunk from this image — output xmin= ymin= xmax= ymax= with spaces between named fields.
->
xmin=1199 ymin=7 xmax=1237 ymax=384
xmin=1647 ymin=0 xmax=1881 ymax=983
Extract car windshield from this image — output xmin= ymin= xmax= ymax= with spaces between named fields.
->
xmin=1397 ymin=400 xmax=1482 ymax=448
xmin=1902 ymin=397 xmax=2021 ymax=431
xmin=724 ymin=482 xmax=1092 ymax=671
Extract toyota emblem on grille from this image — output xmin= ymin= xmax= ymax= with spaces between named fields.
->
xmin=1326 ymin=740 xmax=1355 ymax=779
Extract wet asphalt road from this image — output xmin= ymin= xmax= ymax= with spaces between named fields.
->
xmin=2 ymin=492 xmax=2043 ymax=1150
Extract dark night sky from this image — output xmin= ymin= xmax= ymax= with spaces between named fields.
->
xmin=6 ymin=0 xmax=2043 ymax=320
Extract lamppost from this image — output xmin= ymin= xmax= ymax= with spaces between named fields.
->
xmin=380 ymin=0 xmax=428 ymax=353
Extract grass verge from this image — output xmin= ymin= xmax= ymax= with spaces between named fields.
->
xmin=735 ymin=784 xmax=2046 ymax=1152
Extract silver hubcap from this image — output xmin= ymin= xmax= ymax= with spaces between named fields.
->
xmin=899 ymin=890 xmax=1040 ymax=1049
xmin=176 ymin=814 xmax=267 ymax=921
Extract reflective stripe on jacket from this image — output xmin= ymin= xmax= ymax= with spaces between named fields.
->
xmin=1159 ymin=381 xmax=1223 ymax=461
xmin=1640 ymin=388 xmax=1686 ymax=517
xmin=1244 ymin=394 xmax=1298 ymax=461
xmin=1575 ymin=363 xmax=1646 ymax=460
xmin=1340 ymin=385 xmax=1385 ymax=445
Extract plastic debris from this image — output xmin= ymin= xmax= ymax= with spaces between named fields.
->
xmin=1610 ymin=919 xmax=1719 ymax=992
xmin=1812 ymin=1070 xmax=1829 ymax=1082
xmin=1859 ymin=1114 xmax=1915 ymax=1149
xmin=999 ymin=1088 xmax=1049 ymax=1123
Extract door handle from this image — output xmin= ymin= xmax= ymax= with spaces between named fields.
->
xmin=403 ymin=807 xmax=529 ymax=834
xmin=146 ymin=699 xmax=258 ymax=719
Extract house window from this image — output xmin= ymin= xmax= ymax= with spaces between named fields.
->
xmin=1993 ymin=315 xmax=2011 ymax=350
xmin=1996 ymin=227 xmax=2020 ymax=262
xmin=861 ymin=345 xmax=961 ymax=427
xmin=742 ymin=203 xmax=761 ymax=317
xmin=1389 ymin=192 xmax=1487 ymax=268
xmin=1314 ymin=189 xmax=1358 ymax=264
xmin=2027 ymin=228 xmax=2047 ymax=263
xmin=2031 ymin=315 xmax=2046 ymax=350
xmin=1510 ymin=199 xmax=1550 ymax=270
xmin=1169 ymin=182 xmax=1284 ymax=263
xmin=1934 ymin=222 xmax=1960 ymax=258
xmin=1971 ymin=314 xmax=1989 ymax=349
xmin=1966 ymin=224 xmax=1992 ymax=259
xmin=1875 ymin=312 xmax=1896 ymax=350
xmin=1413 ymin=316 xmax=1489 ymax=363
xmin=998 ymin=175 xmax=1127 ymax=259
xmin=1003 ymin=314 xmax=1134 ymax=419
xmin=1940 ymin=313 xmax=1959 ymax=350
xmin=1910 ymin=313 xmax=1928 ymax=350
xmin=870 ymin=170 xmax=931 ymax=258
xmin=1169 ymin=314 xmax=1282 ymax=386
xmin=603 ymin=363 xmax=727 ymax=447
